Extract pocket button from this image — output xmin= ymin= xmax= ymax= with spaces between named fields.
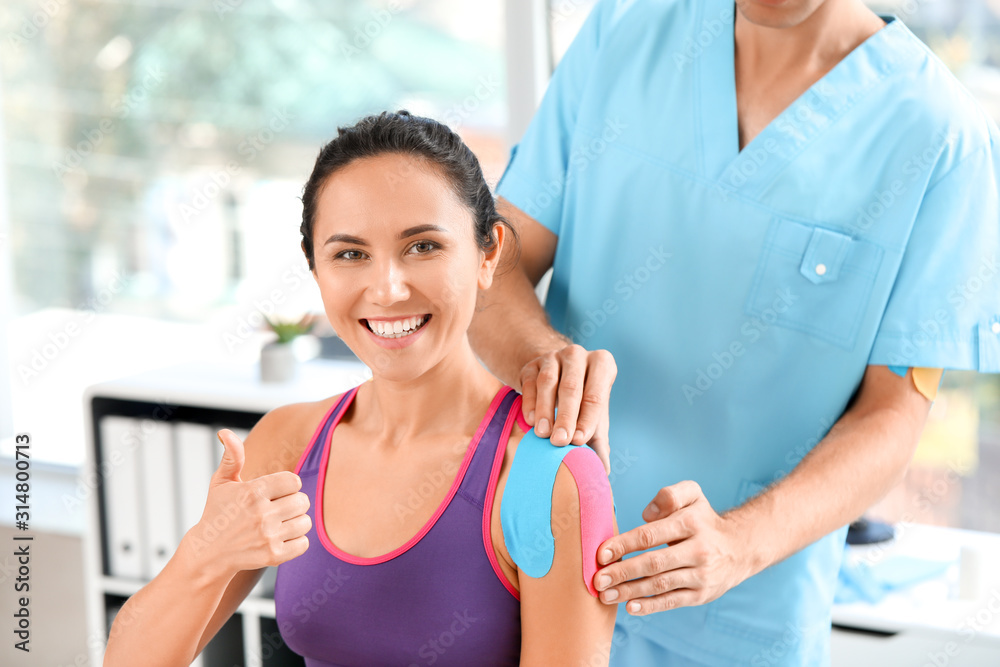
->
xmin=799 ymin=226 xmax=852 ymax=285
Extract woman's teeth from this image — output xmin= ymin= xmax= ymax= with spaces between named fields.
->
xmin=367 ymin=315 xmax=429 ymax=338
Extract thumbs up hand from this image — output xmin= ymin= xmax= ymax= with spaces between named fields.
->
xmin=212 ymin=427 xmax=247 ymax=484
xmin=183 ymin=429 xmax=312 ymax=579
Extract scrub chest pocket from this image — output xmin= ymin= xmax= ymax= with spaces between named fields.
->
xmin=745 ymin=218 xmax=885 ymax=350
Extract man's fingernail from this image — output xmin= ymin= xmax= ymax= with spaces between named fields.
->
xmin=574 ymin=429 xmax=585 ymax=442
xmin=537 ymin=418 xmax=549 ymax=433
xmin=603 ymin=588 xmax=619 ymax=602
xmin=628 ymin=601 xmax=641 ymax=613
xmin=527 ymin=410 xmax=534 ymax=423
xmin=645 ymin=502 xmax=659 ymax=516
xmin=555 ymin=427 xmax=568 ymax=442
xmin=601 ymin=548 xmax=613 ymax=563
xmin=597 ymin=574 xmax=611 ymax=590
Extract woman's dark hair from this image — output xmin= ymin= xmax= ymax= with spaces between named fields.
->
xmin=300 ymin=109 xmax=520 ymax=274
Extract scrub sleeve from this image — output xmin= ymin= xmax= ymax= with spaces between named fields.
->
xmin=868 ymin=139 xmax=1000 ymax=373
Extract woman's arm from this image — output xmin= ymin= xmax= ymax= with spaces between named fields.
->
xmin=517 ymin=457 xmax=619 ymax=666
xmin=103 ymin=534 xmax=247 ymax=666
xmin=103 ymin=403 xmax=315 ymax=666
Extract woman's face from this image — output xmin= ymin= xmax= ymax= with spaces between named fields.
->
xmin=308 ymin=152 xmax=502 ymax=381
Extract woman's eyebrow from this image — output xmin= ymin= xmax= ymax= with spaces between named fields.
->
xmin=324 ymin=233 xmax=366 ymax=246
xmin=323 ymin=224 xmax=449 ymax=246
xmin=399 ymin=223 xmax=448 ymax=239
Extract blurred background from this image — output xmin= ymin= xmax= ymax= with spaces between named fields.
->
xmin=0 ymin=0 xmax=999 ymax=665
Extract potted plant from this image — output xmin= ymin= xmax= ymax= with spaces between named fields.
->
xmin=260 ymin=313 xmax=317 ymax=382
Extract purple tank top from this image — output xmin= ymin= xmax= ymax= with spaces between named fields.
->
xmin=274 ymin=383 xmax=522 ymax=667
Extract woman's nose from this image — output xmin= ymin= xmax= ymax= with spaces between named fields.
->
xmin=369 ymin=258 xmax=411 ymax=305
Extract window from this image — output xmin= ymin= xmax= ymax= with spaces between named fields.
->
xmin=1 ymin=0 xmax=507 ymax=464
xmin=2 ymin=0 xmax=507 ymax=323
xmin=861 ymin=1 xmax=1000 ymax=534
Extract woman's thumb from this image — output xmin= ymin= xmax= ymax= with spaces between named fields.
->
xmin=213 ymin=429 xmax=245 ymax=484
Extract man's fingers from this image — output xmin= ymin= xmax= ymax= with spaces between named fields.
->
xmin=596 ymin=562 xmax=700 ymax=606
xmin=597 ymin=512 xmax=696 ymax=565
xmin=551 ymin=345 xmax=588 ymax=445
xmin=519 ymin=362 xmax=540 ymax=426
xmin=520 ymin=346 xmax=617 ymax=464
xmin=625 ymin=587 xmax=703 ymax=615
xmin=531 ymin=355 xmax=561 ymax=438
xmin=643 ymin=480 xmax=704 ymax=521
xmin=571 ymin=351 xmax=616 ymax=446
xmin=595 ymin=539 xmax=697 ymax=590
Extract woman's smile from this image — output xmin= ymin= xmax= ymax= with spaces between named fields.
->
xmin=360 ymin=313 xmax=432 ymax=349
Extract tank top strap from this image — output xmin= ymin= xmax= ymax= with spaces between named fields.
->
xmin=296 ymin=385 xmax=359 ymax=477
xmin=457 ymin=386 xmax=521 ymax=508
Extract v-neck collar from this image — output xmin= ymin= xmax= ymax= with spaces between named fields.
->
xmin=697 ymin=1 xmax=915 ymax=200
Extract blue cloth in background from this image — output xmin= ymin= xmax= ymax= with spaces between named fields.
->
xmin=836 ymin=546 xmax=954 ymax=604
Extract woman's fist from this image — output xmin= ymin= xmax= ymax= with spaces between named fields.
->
xmin=182 ymin=429 xmax=312 ymax=578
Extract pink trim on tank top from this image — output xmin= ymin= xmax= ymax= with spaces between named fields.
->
xmin=315 ymin=383 xmax=513 ymax=565
xmin=293 ymin=392 xmax=349 ymax=476
xmin=482 ymin=394 xmax=522 ymax=601
xmin=515 ymin=409 xmax=531 ymax=434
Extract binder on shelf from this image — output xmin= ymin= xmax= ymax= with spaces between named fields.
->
xmin=173 ymin=422 xmax=216 ymax=542
xmin=138 ymin=418 xmax=179 ymax=578
xmin=100 ymin=416 xmax=146 ymax=579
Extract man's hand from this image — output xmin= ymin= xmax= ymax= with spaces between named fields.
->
xmin=591 ymin=480 xmax=752 ymax=615
xmin=520 ymin=344 xmax=617 ymax=473
xmin=589 ymin=365 xmax=934 ymax=616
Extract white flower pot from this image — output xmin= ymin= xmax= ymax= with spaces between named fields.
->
xmin=260 ymin=341 xmax=297 ymax=383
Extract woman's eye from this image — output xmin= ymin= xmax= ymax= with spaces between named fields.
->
xmin=336 ymin=249 xmax=364 ymax=261
xmin=411 ymin=241 xmax=437 ymax=254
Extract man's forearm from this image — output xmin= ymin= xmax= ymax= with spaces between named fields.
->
xmin=727 ymin=402 xmax=925 ymax=579
xmin=469 ymin=265 xmax=571 ymax=390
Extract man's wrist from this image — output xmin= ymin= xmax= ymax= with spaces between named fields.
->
xmin=527 ymin=330 xmax=573 ymax=359
xmin=503 ymin=330 xmax=573 ymax=390
xmin=722 ymin=497 xmax=778 ymax=581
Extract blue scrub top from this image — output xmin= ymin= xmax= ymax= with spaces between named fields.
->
xmin=496 ymin=0 xmax=1000 ymax=664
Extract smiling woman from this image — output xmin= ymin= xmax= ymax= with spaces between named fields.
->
xmin=101 ymin=110 xmax=618 ymax=667
xmin=275 ymin=110 xmax=618 ymax=665
xmin=104 ymin=111 xmax=618 ymax=667
xmin=299 ymin=112 xmax=520 ymax=370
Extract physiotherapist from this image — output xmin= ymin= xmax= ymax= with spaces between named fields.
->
xmin=467 ymin=0 xmax=1000 ymax=664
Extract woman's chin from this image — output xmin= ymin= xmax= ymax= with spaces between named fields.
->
xmin=367 ymin=366 xmax=431 ymax=385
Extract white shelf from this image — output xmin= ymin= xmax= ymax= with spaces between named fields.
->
xmin=831 ymin=523 xmax=1000 ymax=666
xmin=98 ymin=574 xmax=277 ymax=617
xmin=833 ymin=523 xmax=1000 ymax=643
xmin=84 ymin=357 xmax=371 ymax=414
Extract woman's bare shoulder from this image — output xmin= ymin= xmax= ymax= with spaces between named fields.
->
xmin=240 ymin=392 xmax=346 ymax=479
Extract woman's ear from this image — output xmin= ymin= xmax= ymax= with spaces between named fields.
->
xmin=478 ymin=222 xmax=506 ymax=290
